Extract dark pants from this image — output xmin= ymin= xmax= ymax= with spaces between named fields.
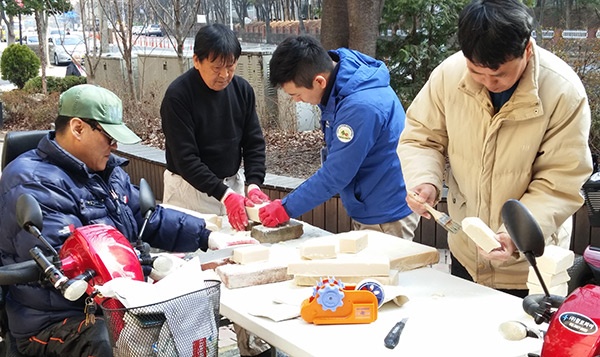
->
xmin=16 ymin=317 xmax=112 ymax=357
xmin=450 ymin=253 xmax=529 ymax=299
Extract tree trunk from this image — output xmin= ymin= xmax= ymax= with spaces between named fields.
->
xmin=347 ymin=0 xmax=383 ymax=56
xmin=34 ymin=10 xmax=48 ymax=94
xmin=321 ymin=0 xmax=348 ymax=50
xmin=565 ymin=0 xmax=572 ymax=29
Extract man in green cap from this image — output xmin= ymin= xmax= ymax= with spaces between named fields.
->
xmin=0 ymin=84 xmax=254 ymax=356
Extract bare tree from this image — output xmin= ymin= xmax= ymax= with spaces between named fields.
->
xmin=254 ymin=0 xmax=273 ymax=42
xmin=33 ymin=9 xmax=48 ymax=93
xmin=97 ymin=0 xmax=137 ymax=98
xmin=233 ymin=0 xmax=251 ymax=30
xmin=76 ymin=0 xmax=111 ymax=82
xmin=208 ymin=0 xmax=227 ymax=23
xmin=146 ymin=0 xmax=203 ymax=73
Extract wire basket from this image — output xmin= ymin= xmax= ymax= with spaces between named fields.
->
xmin=101 ymin=280 xmax=221 ymax=357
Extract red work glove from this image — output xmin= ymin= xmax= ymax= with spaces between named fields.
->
xmin=259 ymin=199 xmax=290 ymax=227
xmin=223 ymin=191 xmax=254 ymax=231
xmin=247 ymin=184 xmax=270 ymax=204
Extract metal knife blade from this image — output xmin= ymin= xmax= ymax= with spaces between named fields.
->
xmin=196 ymin=247 xmax=237 ymax=264
xmin=384 ymin=317 xmax=408 ymax=349
xmin=195 ymin=243 xmax=272 ymax=264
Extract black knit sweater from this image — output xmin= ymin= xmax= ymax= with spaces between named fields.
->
xmin=160 ymin=68 xmax=266 ymax=200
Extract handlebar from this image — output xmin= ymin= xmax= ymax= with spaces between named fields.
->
xmin=0 ymin=259 xmax=42 ymax=285
xmin=523 ymin=293 xmax=566 ymax=324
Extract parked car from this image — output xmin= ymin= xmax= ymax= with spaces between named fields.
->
xmin=48 ymin=28 xmax=65 ymax=37
xmin=22 ymin=33 xmax=41 ymax=57
xmin=145 ymin=24 xmax=163 ymax=36
xmin=49 ymin=35 xmax=86 ymax=66
xmin=23 ymin=33 xmax=39 ymax=46
xmin=132 ymin=25 xmax=144 ymax=35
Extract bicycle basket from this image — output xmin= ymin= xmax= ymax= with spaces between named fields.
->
xmin=101 ymin=279 xmax=221 ymax=357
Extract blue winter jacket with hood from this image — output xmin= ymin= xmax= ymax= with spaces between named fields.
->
xmin=0 ymin=133 xmax=211 ymax=339
xmin=282 ymin=48 xmax=413 ymax=224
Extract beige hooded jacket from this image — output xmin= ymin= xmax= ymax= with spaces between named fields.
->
xmin=398 ymin=40 xmax=593 ymax=289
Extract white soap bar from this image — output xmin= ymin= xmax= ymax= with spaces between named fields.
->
xmin=462 ymin=217 xmax=501 ymax=253
xmin=527 ymin=266 xmax=570 ymax=286
xmin=288 ymin=254 xmax=390 ymax=276
xmin=246 ymin=202 xmax=269 ymax=223
xmin=293 ymin=270 xmax=399 ymax=287
xmin=338 ymin=231 xmax=369 ymax=253
xmin=537 ymin=245 xmax=575 ymax=274
xmin=527 ymin=281 xmax=569 ymax=297
xmin=299 ymin=240 xmax=337 ymax=260
xmin=160 ymin=203 xmax=222 ymax=230
xmin=232 ymin=245 xmax=270 ymax=265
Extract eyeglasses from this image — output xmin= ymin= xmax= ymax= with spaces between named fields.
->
xmin=81 ymin=119 xmax=117 ymax=146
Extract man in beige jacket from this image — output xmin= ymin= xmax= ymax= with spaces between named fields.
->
xmin=397 ymin=0 xmax=593 ymax=297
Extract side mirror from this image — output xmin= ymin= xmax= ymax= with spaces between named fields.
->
xmin=135 ymin=178 xmax=156 ymax=250
xmin=16 ymin=194 xmax=59 ymax=258
xmin=139 ymin=178 xmax=156 ymax=218
xmin=502 ymin=198 xmax=558 ymax=309
xmin=501 ymin=199 xmax=545 ymax=260
xmin=16 ymin=193 xmax=43 ymax=233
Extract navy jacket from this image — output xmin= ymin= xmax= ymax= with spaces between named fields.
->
xmin=0 ymin=133 xmax=211 ymax=338
xmin=282 ymin=48 xmax=413 ymax=224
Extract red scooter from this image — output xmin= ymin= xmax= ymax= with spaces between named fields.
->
xmin=0 ymin=179 xmax=158 ymax=355
xmin=502 ymin=199 xmax=600 ymax=357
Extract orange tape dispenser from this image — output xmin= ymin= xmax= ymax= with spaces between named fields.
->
xmin=300 ymin=277 xmax=382 ymax=325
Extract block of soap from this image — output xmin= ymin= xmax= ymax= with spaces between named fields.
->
xmin=287 ymin=254 xmax=390 ymax=276
xmin=232 ymin=245 xmax=270 ymax=265
xmin=338 ymin=231 xmax=368 ymax=253
xmin=299 ymin=240 xmax=337 ymax=260
xmin=293 ymin=270 xmax=399 ymax=287
xmin=246 ymin=202 xmax=269 ymax=223
xmin=160 ymin=203 xmax=221 ymax=231
xmin=462 ymin=217 xmax=501 ymax=253
xmin=527 ymin=266 xmax=570 ymax=286
xmin=537 ymin=245 xmax=575 ymax=274
xmin=527 ymin=281 xmax=569 ymax=297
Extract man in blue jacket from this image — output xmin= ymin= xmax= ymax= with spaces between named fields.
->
xmin=0 ymin=84 xmax=251 ymax=357
xmin=261 ymin=35 xmax=418 ymax=238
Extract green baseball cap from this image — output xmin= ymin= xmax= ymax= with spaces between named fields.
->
xmin=59 ymin=84 xmax=141 ymax=145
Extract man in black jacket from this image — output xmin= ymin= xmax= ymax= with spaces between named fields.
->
xmin=160 ymin=24 xmax=268 ymax=233
xmin=160 ymin=24 xmax=271 ymax=357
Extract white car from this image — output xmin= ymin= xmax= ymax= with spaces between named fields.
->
xmin=49 ymin=35 xmax=86 ymax=65
xmin=145 ymin=24 xmax=163 ymax=36
xmin=132 ymin=25 xmax=144 ymax=35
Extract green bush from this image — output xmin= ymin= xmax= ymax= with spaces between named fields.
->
xmin=23 ymin=75 xmax=87 ymax=94
xmin=0 ymin=44 xmax=41 ymax=89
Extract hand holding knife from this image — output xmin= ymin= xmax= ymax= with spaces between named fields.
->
xmin=384 ymin=317 xmax=409 ymax=349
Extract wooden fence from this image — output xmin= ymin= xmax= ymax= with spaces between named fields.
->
xmin=116 ymin=144 xmax=599 ymax=255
